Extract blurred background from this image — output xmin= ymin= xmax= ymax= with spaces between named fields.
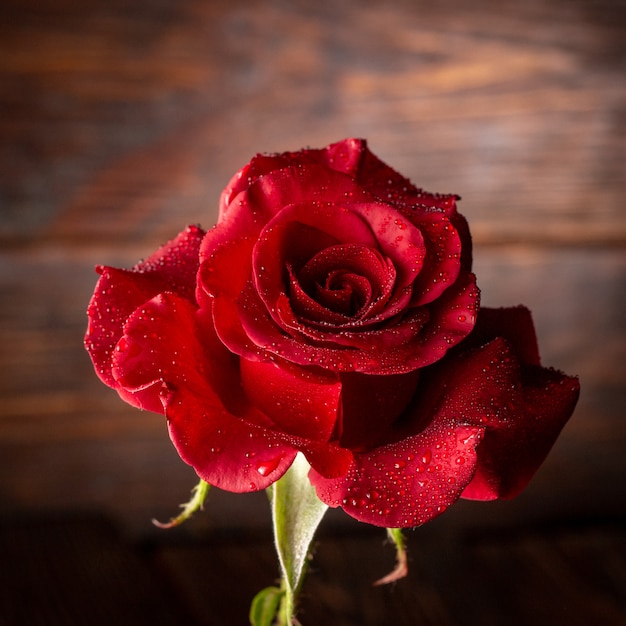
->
xmin=1 ymin=0 xmax=624 ymax=624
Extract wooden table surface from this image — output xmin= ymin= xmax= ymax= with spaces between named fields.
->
xmin=1 ymin=0 xmax=625 ymax=624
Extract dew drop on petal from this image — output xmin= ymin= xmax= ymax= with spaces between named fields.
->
xmin=256 ymin=455 xmax=283 ymax=477
xmin=116 ymin=336 xmax=142 ymax=358
xmin=159 ymin=381 xmax=177 ymax=405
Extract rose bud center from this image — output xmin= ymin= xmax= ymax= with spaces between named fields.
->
xmin=291 ymin=243 xmax=395 ymax=323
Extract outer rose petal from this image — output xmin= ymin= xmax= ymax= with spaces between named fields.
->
xmin=310 ymin=423 xmax=483 ymax=528
xmin=167 ymin=364 xmax=353 ymax=488
xmin=448 ymin=307 xmax=580 ymax=500
xmin=466 ymin=306 xmax=541 ymax=366
xmin=112 ymin=291 xmax=353 ymax=489
xmin=111 ymin=292 xmax=237 ymax=415
xmin=462 ymin=366 xmax=579 ymax=500
xmin=112 ymin=291 xmax=299 ymax=491
xmin=310 ymin=321 xmax=564 ymax=528
xmin=218 ymin=139 xmax=367 ymax=218
xmin=219 ymin=138 xmax=460 ymax=219
xmin=197 ymin=236 xmax=255 ymax=304
xmin=167 ymin=396 xmax=299 ymax=493
xmin=85 ymin=225 xmax=205 ymax=389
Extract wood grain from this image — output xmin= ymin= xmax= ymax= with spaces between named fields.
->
xmin=0 ymin=0 xmax=624 ymax=623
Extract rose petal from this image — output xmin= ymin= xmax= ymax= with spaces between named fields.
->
xmin=349 ymin=140 xmax=461 ymax=216
xmin=218 ymin=138 xmax=369 ymax=218
xmin=462 ymin=365 xmax=580 ymax=500
xmin=408 ymin=270 xmax=479 ymax=364
xmin=168 ymin=399 xmax=299 ymax=492
xmin=240 ymin=358 xmax=342 ymax=441
xmin=406 ymin=211 xmax=463 ymax=307
xmin=210 ymin=293 xmax=266 ymax=362
xmin=451 ymin=212 xmax=473 ymax=272
xmin=197 ymin=236 xmax=255 ymax=302
xmin=110 ymin=291 xmax=299 ymax=491
xmin=310 ymin=422 xmax=483 ymax=528
xmin=467 ymin=306 xmax=542 ymax=367
xmin=85 ymin=225 xmax=205 ymax=389
xmin=349 ymin=202 xmax=426 ymax=290
xmin=218 ymin=138 xmax=462 ymax=226
xmin=111 ymin=293 xmax=220 ymax=413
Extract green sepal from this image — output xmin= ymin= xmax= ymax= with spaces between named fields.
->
xmin=249 ymin=586 xmax=284 ymax=626
xmin=270 ymin=453 xmax=328 ymax=624
xmin=374 ymin=527 xmax=408 ymax=585
xmin=152 ymin=478 xmax=210 ymax=529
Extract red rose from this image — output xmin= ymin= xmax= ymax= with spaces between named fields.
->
xmin=85 ymin=139 xmax=579 ymax=528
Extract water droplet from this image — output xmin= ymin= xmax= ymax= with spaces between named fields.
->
xmin=115 ymin=336 xmax=142 ymax=358
xmin=256 ymin=455 xmax=283 ymax=477
xmin=159 ymin=382 xmax=177 ymax=404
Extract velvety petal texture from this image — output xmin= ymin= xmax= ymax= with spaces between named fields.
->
xmin=85 ymin=139 xmax=579 ymax=529
xmin=85 ymin=225 xmax=206 ymax=395
xmin=459 ymin=307 xmax=580 ymax=500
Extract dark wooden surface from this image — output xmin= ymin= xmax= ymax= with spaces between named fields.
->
xmin=1 ymin=0 xmax=625 ymax=624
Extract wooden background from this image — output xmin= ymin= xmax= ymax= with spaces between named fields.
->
xmin=1 ymin=0 xmax=625 ymax=624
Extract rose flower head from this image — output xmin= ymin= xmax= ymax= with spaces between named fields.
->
xmin=85 ymin=138 xmax=579 ymax=528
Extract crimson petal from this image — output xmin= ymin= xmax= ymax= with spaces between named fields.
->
xmin=85 ymin=225 xmax=205 ymax=389
xmin=111 ymin=291 xmax=299 ymax=491
xmin=310 ymin=422 xmax=483 ymax=528
xmin=462 ymin=365 xmax=579 ymax=501
xmin=240 ymin=358 xmax=341 ymax=442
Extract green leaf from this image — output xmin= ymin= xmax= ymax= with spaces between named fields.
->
xmin=271 ymin=453 xmax=328 ymax=622
xmin=152 ymin=478 xmax=210 ymax=529
xmin=249 ymin=586 xmax=284 ymax=626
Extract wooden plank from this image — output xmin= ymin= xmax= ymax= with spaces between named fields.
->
xmin=0 ymin=515 xmax=198 ymax=626
xmin=155 ymin=523 xmax=626 ymax=626
xmin=0 ymin=0 xmax=624 ymax=246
